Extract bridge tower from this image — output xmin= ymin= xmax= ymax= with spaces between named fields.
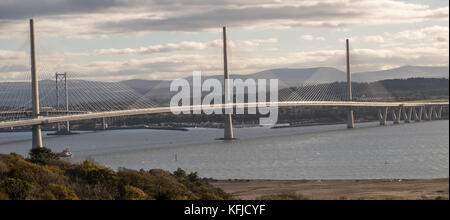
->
xmin=55 ymin=72 xmax=70 ymax=133
xmin=30 ymin=19 xmax=43 ymax=149
xmin=222 ymin=26 xmax=235 ymax=140
xmin=346 ymin=39 xmax=355 ymax=129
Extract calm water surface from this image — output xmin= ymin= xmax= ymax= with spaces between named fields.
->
xmin=0 ymin=121 xmax=448 ymax=180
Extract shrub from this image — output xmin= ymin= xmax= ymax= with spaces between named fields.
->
xmin=187 ymin=172 xmax=200 ymax=183
xmin=117 ymin=169 xmax=157 ymax=199
xmin=7 ymin=154 xmax=66 ymax=186
xmin=0 ymin=190 xmax=9 ymax=200
xmin=1 ymin=178 xmax=34 ymax=200
xmin=64 ymin=160 xmax=119 ymax=199
xmin=122 ymin=185 xmax=148 ymax=200
xmin=173 ymin=168 xmax=187 ymax=178
xmin=46 ymin=184 xmax=79 ymax=200
xmin=66 ymin=160 xmax=117 ymax=186
xmin=0 ymin=159 xmax=8 ymax=177
xmin=148 ymin=169 xmax=191 ymax=200
xmin=29 ymin=147 xmax=58 ymax=165
xmin=66 ymin=179 xmax=114 ymax=200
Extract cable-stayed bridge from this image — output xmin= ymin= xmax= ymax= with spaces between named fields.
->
xmin=0 ymin=101 xmax=447 ymax=128
xmin=0 ymin=20 xmax=448 ymax=149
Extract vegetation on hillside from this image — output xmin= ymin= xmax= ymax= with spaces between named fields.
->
xmin=0 ymin=148 xmax=231 ymax=200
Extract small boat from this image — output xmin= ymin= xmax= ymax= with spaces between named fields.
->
xmin=56 ymin=148 xmax=73 ymax=158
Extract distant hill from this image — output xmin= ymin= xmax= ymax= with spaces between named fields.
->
xmin=120 ymin=66 xmax=449 ymax=97
xmin=353 ymin=66 xmax=449 ymax=82
xmin=121 ymin=79 xmax=165 ymax=95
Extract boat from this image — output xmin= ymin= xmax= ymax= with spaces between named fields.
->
xmin=56 ymin=148 xmax=73 ymax=158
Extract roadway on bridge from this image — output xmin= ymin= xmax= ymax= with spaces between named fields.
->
xmin=0 ymin=101 xmax=448 ymax=129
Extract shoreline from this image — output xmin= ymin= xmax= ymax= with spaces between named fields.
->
xmin=210 ymin=178 xmax=449 ymax=200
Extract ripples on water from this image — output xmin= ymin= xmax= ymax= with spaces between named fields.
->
xmin=0 ymin=121 xmax=448 ymax=180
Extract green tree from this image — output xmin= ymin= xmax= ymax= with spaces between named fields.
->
xmin=29 ymin=147 xmax=58 ymax=165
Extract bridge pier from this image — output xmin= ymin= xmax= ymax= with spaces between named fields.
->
xmin=437 ymin=106 xmax=443 ymax=119
xmin=423 ymin=106 xmax=428 ymax=121
xmin=413 ymin=107 xmax=418 ymax=122
xmin=101 ymin=118 xmax=108 ymax=130
xmin=347 ymin=109 xmax=354 ymax=129
xmin=423 ymin=106 xmax=432 ymax=121
xmin=432 ymin=107 xmax=438 ymax=120
xmin=430 ymin=106 xmax=435 ymax=120
xmin=392 ymin=107 xmax=402 ymax=124
xmin=407 ymin=107 xmax=413 ymax=123
xmin=414 ymin=107 xmax=424 ymax=122
xmin=378 ymin=107 xmax=389 ymax=126
xmin=402 ymin=107 xmax=413 ymax=123
xmin=32 ymin=125 xmax=43 ymax=148
xmin=432 ymin=106 xmax=440 ymax=120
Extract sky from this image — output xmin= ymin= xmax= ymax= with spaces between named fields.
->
xmin=0 ymin=0 xmax=448 ymax=81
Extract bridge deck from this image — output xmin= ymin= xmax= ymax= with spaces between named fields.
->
xmin=0 ymin=101 xmax=448 ymax=129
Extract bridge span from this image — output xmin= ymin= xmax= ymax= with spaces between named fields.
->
xmin=0 ymin=101 xmax=447 ymax=129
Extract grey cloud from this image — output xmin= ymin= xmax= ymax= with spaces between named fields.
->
xmin=97 ymin=4 xmax=364 ymax=32
xmin=0 ymin=0 xmax=447 ymax=36
xmin=0 ymin=0 xmax=125 ymax=19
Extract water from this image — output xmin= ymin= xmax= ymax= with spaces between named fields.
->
xmin=0 ymin=121 xmax=448 ymax=180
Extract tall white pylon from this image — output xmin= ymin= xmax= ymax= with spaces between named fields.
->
xmin=30 ymin=19 xmax=43 ymax=149
xmin=346 ymin=39 xmax=355 ymax=129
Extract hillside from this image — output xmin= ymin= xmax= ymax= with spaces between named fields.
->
xmin=0 ymin=148 xmax=231 ymax=200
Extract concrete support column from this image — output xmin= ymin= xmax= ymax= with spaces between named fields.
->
xmin=413 ymin=107 xmax=418 ymax=122
xmin=30 ymin=19 xmax=43 ymax=149
xmin=402 ymin=107 xmax=412 ymax=123
xmin=438 ymin=106 xmax=443 ymax=119
xmin=402 ymin=107 xmax=408 ymax=123
xmin=102 ymin=118 xmax=108 ymax=130
xmin=393 ymin=107 xmax=402 ymax=124
xmin=423 ymin=107 xmax=429 ymax=121
xmin=378 ymin=107 xmax=389 ymax=126
xmin=417 ymin=107 xmax=424 ymax=122
xmin=430 ymin=106 xmax=435 ymax=120
xmin=425 ymin=106 xmax=432 ymax=121
xmin=406 ymin=107 xmax=413 ymax=123
xmin=432 ymin=106 xmax=439 ymax=120
xmin=347 ymin=109 xmax=354 ymax=129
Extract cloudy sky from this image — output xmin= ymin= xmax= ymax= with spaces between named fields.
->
xmin=0 ymin=0 xmax=448 ymax=81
